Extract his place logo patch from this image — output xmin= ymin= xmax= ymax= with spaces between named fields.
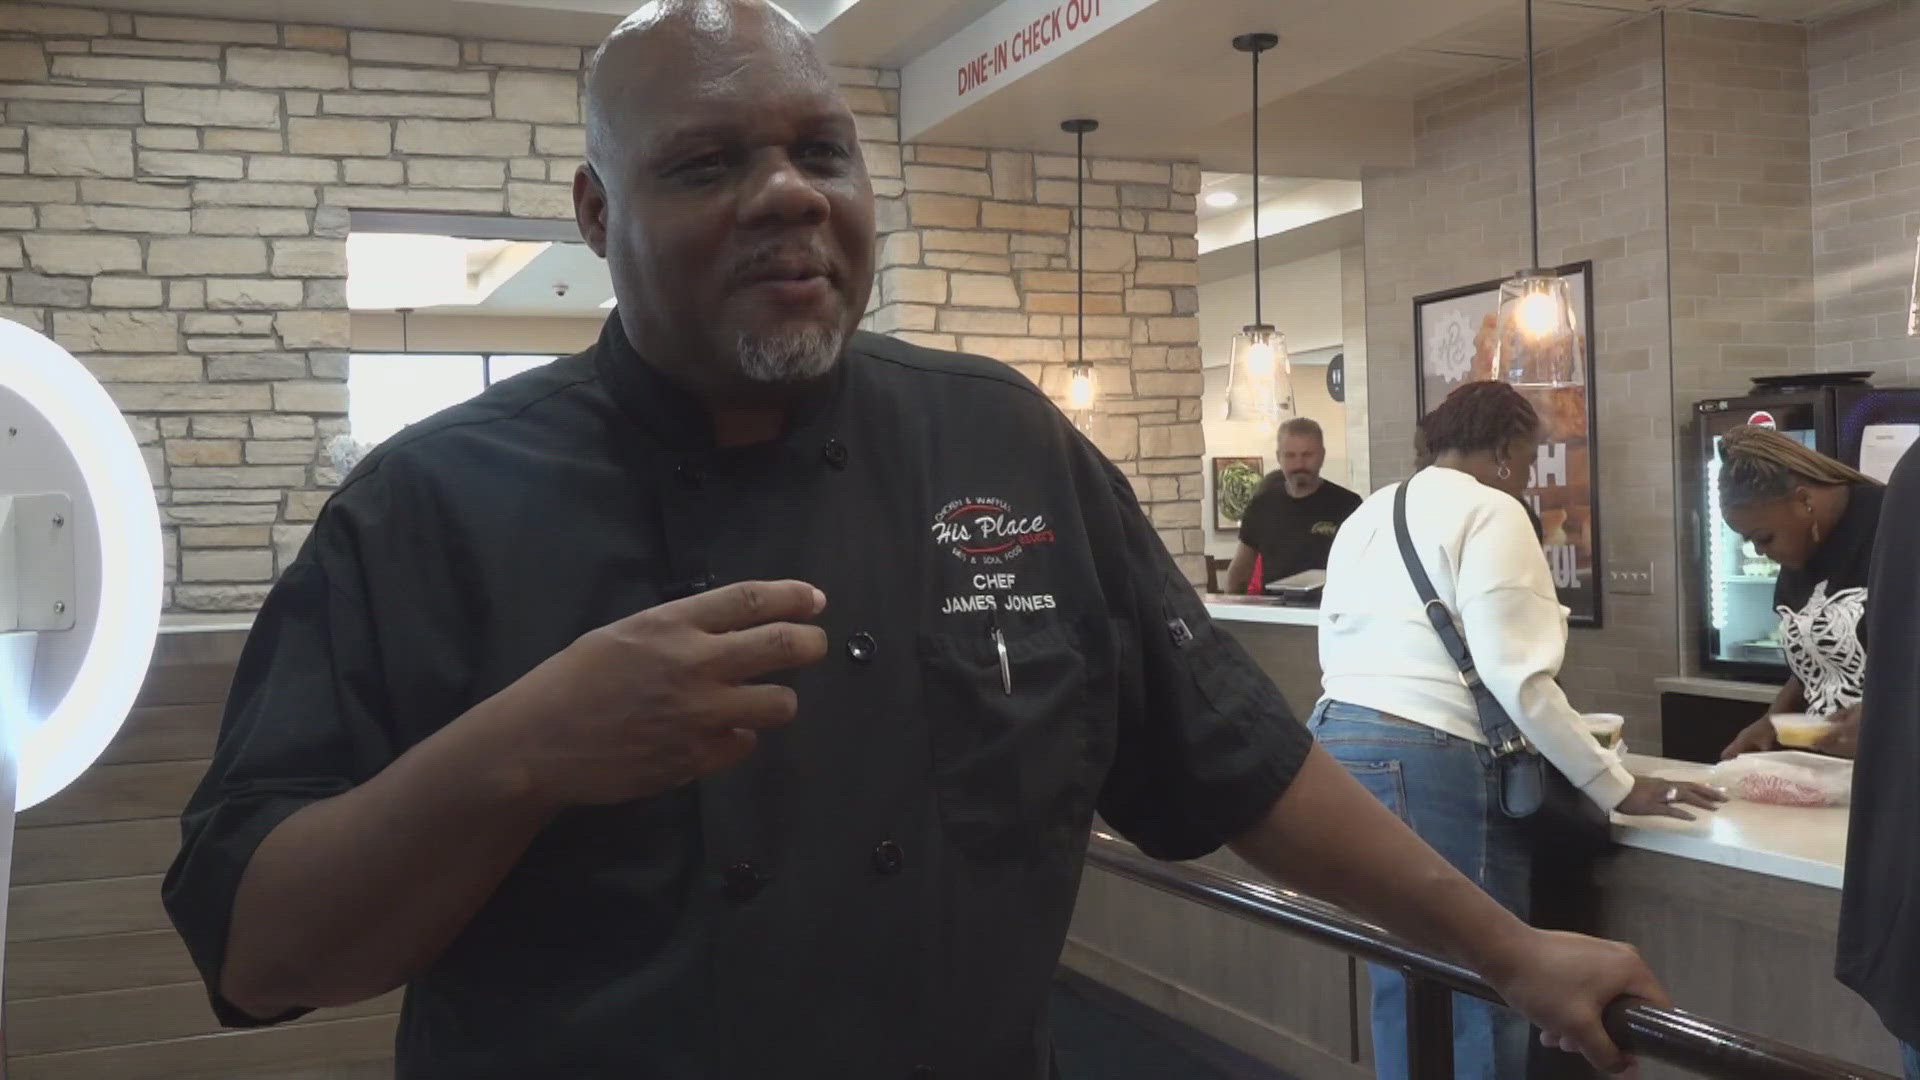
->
xmin=930 ymin=497 xmax=1056 ymax=567
xmin=932 ymin=497 xmax=1061 ymax=616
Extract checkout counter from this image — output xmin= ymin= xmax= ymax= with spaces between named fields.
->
xmin=1063 ymin=594 xmax=1897 ymax=1078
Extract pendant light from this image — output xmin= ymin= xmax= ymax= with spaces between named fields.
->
xmin=1223 ymin=33 xmax=1293 ymax=422
xmin=1063 ymin=118 xmax=1100 ymax=429
xmin=1494 ymin=0 xmax=1581 ymax=388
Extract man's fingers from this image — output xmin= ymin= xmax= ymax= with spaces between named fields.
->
xmin=659 ymin=580 xmax=827 ymax=634
xmin=1660 ymin=805 xmax=1698 ymax=822
xmin=698 ymin=683 xmax=802 ymax=732
xmin=1567 ymin=1014 xmax=1628 ymax=1073
xmin=708 ymin=621 xmax=830 ymax=682
xmin=690 ymin=727 xmax=758 ymax=776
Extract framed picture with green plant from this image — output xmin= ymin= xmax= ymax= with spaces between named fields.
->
xmin=1212 ymin=456 xmax=1265 ymax=532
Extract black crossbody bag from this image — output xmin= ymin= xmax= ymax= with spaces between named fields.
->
xmin=1392 ymin=477 xmax=1611 ymax=852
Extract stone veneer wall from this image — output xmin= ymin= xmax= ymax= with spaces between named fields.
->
xmin=1809 ymin=0 xmax=1920 ymax=379
xmin=0 ymin=1 xmax=1205 ymax=613
xmin=873 ymin=147 xmax=1208 ymax=578
xmin=1362 ymin=15 xmax=1676 ymax=740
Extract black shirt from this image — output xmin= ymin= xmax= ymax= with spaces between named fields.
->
xmin=162 ymin=319 xmax=1312 ymax=1079
xmin=1838 ymin=454 xmax=1918 ymax=1046
xmin=1772 ymin=483 xmax=1882 ymax=716
xmin=1236 ymin=476 xmax=1362 ymax=588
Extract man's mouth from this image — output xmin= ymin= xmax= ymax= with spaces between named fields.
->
xmin=738 ymin=255 xmax=834 ymax=288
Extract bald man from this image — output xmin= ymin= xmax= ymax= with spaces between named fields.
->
xmin=165 ymin=4 xmax=1671 ymax=1077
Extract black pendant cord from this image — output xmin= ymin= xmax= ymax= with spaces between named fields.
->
xmin=1525 ymin=0 xmax=1541 ymax=271
xmin=1251 ymin=44 xmax=1261 ymax=325
xmin=1077 ymin=125 xmax=1085 ymax=366
xmin=1061 ymin=118 xmax=1098 ymax=370
xmin=1234 ymin=33 xmax=1276 ymax=328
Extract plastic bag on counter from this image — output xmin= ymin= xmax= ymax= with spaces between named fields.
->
xmin=1706 ymin=751 xmax=1853 ymax=808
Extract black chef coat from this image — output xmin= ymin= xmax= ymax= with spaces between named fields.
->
xmin=1838 ymin=452 xmax=1920 ymax=1047
xmin=162 ymin=317 xmax=1312 ymax=1080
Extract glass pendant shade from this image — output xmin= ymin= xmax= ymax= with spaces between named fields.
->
xmin=1067 ymin=364 xmax=1096 ymax=411
xmin=1493 ymin=270 xmax=1582 ymax=388
xmin=1908 ymin=231 xmax=1918 ymax=338
xmin=1224 ymin=324 xmax=1293 ymax=421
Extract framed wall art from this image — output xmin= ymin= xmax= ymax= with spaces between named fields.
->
xmin=1211 ymin=455 xmax=1265 ymax=533
xmin=1413 ymin=260 xmax=1602 ymax=627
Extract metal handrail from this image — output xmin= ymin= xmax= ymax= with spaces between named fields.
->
xmin=1084 ymin=833 xmax=1896 ymax=1080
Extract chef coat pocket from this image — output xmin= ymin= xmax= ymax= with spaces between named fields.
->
xmin=919 ymin=617 xmax=1110 ymax=864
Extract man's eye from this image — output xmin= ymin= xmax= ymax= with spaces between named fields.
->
xmin=671 ymin=153 xmax=728 ymax=179
xmin=799 ymin=142 xmax=851 ymax=166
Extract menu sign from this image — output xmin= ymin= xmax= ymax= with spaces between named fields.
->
xmin=1413 ymin=263 xmax=1602 ymax=627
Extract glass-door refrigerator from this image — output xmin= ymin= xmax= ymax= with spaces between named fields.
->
xmin=1692 ymin=375 xmax=1920 ymax=681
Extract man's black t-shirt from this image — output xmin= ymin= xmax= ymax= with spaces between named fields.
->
xmin=1773 ymin=483 xmax=1882 ymax=716
xmin=1838 ymin=456 xmax=1918 ymax=1046
xmin=1236 ymin=475 xmax=1362 ymax=589
xmin=161 ymin=319 xmax=1313 ymax=1079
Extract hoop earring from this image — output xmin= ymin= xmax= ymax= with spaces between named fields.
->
xmin=1811 ymin=519 xmax=1822 ymax=546
xmin=1497 ymin=464 xmax=1513 ymax=480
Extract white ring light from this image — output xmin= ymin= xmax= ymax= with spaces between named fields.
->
xmin=0 ymin=319 xmax=162 ymax=810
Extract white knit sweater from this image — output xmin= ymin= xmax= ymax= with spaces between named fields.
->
xmin=1318 ymin=467 xmax=1635 ymax=812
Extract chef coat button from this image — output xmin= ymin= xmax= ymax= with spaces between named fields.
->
xmin=871 ymin=840 xmax=904 ymax=876
xmin=822 ymin=438 xmax=849 ymax=470
xmin=723 ymin=861 xmax=768 ymax=903
xmin=675 ymin=461 xmax=704 ymax=488
xmin=846 ymin=631 xmax=877 ymax=663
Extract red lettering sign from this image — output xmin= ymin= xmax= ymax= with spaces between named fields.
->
xmin=953 ymin=0 xmax=1105 ymax=100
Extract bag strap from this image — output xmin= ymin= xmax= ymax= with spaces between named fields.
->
xmin=1392 ymin=475 xmax=1530 ymax=757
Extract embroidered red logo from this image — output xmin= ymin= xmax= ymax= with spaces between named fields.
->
xmin=1748 ymin=410 xmax=1777 ymax=429
xmin=931 ymin=497 xmax=1056 ymax=566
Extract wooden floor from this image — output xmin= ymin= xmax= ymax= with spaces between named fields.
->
xmin=5 ymin=631 xmax=399 ymax=1080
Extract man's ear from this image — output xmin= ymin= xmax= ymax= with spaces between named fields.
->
xmin=575 ymin=164 xmax=609 ymax=257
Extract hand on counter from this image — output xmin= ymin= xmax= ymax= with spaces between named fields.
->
xmin=1615 ymin=776 xmax=1728 ymax=821
xmin=1720 ymin=714 xmax=1779 ymax=760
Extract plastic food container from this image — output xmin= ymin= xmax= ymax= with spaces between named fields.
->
xmin=1581 ymin=713 xmax=1625 ymax=751
xmin=1769 ymin=713 xmax=1834 ymax=749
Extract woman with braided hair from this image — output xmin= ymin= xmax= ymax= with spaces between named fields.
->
xmin=1718 ymin=424 xmax=1885 ymax=760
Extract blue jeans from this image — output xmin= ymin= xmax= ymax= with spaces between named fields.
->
xmin=1904 ymin=1042 xmax=1918 ymax=1080
xmin=1309 ymin=700 xmax=1533 ymax=1080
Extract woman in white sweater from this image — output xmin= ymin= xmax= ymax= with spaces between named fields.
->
xmin=1314 ymin=380 xmax=1722 ymax=1080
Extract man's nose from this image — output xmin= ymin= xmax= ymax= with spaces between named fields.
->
xmin=740 ymin=154 xmax=830 ymax=228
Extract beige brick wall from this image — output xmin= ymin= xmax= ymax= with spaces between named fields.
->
xmin=1809 ymin=0 xmax=1920 ymax=377
xmin=1662 ymin=12 xmax=1814 ymax=682
xmin=1665 ymin=11 xmax=1813 ymax=405
xmin=1362 ymin=15 xmax=1676 ymax=740
xmin=0 ymin=2 xmax=1205 ymax=611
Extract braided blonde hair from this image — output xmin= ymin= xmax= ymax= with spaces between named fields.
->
xmin=1718 ymin=424 xmax=1875 ymax=508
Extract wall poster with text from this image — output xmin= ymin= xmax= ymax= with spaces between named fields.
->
xmin=1413 ymin=261 xmax=1601 ymax=627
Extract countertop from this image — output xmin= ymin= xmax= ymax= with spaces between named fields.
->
xmin=1202 ymin=595 xmax=1323 ymax=627
xmin=1615 ymin=753 xmax=1846 ymax=889
xmin=160 ymin=612 xmax=256 ymax=634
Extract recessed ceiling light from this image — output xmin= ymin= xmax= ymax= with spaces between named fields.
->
xmin=1204 ymin=190 xmax=1240 ymax=208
